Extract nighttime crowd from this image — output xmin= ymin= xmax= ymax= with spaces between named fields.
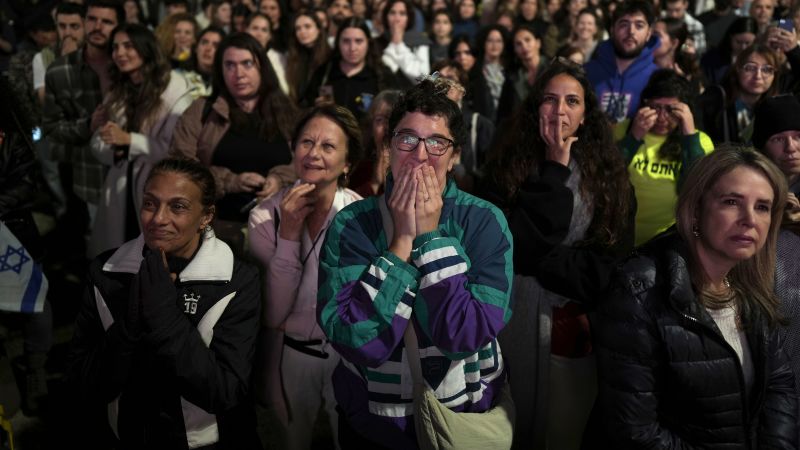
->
xmin=1 ymin=0 xmax=800 ymax=448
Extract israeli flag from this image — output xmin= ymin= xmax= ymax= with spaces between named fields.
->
xmin=0 ymin=222 xmax=47 ymax=313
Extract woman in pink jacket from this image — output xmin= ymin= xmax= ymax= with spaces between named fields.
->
xmin=248 ymin=104 xmax=364 ymax=450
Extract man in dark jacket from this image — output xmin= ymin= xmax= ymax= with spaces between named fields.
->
xmin=585 ymin=0 xmax=659 ymax=123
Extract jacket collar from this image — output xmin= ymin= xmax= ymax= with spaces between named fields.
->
xmin=102 ymin=229 xmax=234 ymax=282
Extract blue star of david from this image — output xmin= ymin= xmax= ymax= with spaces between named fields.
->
xmin=0 ymin=245 xmax=30 ymax=274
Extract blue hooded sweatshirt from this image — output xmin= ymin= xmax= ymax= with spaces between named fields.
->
xmin=585 ymin=35 xmax=660 ymax=123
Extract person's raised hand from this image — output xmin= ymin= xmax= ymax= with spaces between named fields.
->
xmin=631 ymin=106 xmax=657 ymax=140
xmin=540 ymin=112 xmax=577 ymax=166
xmin=415 ymin=164 xmax=442 ymax=235
xmin=233 ymin=172 xmax=267 ymax=193
xmin=278 ymin=183 xmax=317 ymax=241
xmin=669 ymin=102 xmax=696 ymax=136
xmin=99 ymin=121 xmax=131 ymax=146
xmin=387 ymin=164 xmax=418 ymax=261
xmin=256 ymin=174 xmax=281 ymax=200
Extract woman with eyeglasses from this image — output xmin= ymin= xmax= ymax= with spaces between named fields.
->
xmin=249 ymin=105 xmax=363 ymax=450
xmin=317 ymin=78 xmax=514 ymax=448
xmin=481 ymin=58 xmax=635 ymax=449
xmin=698 ymin=44 xmax=782 ymax=144
xmin=615 ymin=69 xmax=714 ymax=246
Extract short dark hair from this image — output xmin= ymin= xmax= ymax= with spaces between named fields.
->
xmin=147 ymin=158 xmax=217 ymax=213
xmin=198 ymin=25 xmax=227 ymax=43
xmin=640 ymin=68 xmax=693 ymax=105
xmin=291 ymin=105 xmax=364 ymax=186
xmin=166 ymin=0 xmax=191 ymax=6
xmin=86 ymin=0 xmax=126 ymax=25
xmin=56 ymin=1 xmax=87 ymax=18
xmin=612 ymin=0 xmax=655 ymax=26
xmin=29 ymin=14 xmax=56 ymax=32
xmin=386 ymin=79 xmax=468 ymax=151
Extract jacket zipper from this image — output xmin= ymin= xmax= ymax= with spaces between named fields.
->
xmin=678 ymin=309 xmax=751 ymax=449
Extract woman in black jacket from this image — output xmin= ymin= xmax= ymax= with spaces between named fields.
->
xmin=481 ymin=58 xmax=635 ymax=449
xmin=594 ymin=146 xmax=797 ymax=449
xmin=66 ymin=158 xmax=262 ymax=449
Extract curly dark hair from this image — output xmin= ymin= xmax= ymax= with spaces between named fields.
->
xmin=638 ymin=69 xmax=694 ymax=161
xmin=484 ymin=59 xmax=632 ymax=246
xmin=384 ymin=78 xmax=468 ymax=151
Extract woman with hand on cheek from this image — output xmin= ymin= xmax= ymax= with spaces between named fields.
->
xmin=317 ymin=78 xmax=514 ymax=448
xmin=482 ymin=58 xmax=635 ymax=449
xmin=248 ymin=105 xmax=363 ymax=450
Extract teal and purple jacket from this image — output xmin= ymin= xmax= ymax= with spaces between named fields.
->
xmin=317 ymin=176 xmax=514 ymax=448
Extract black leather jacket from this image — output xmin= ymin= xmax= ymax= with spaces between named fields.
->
xmin=593 ymin=232 xmax=798 ymax=449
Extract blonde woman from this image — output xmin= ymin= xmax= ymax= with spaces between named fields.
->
xmin=594 ymin=147 xmax=797 ymax=448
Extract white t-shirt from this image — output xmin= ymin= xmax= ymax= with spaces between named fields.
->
xmin=32 ymin=51 xmax=46 ymax=90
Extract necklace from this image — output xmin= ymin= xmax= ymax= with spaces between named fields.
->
xmin=301 ymin=222 xmax=328 ymax=266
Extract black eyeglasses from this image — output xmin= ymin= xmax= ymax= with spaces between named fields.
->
xmin=391 ymin=131 xmax=454 ymax=156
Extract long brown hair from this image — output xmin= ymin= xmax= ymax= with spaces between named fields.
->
xmin=286 ymin=10 xmax=331 ymax=101
xmin=485 ymin=59 xmax=633 ymax=247
xmin=212 ymin=32 xmax=297 ymax=141
xmin=106 ymin=24 xmax=171 ymax=133
xmin=675 ymin=146 xmax=788 ymax=327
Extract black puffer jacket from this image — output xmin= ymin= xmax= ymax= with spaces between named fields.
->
xmin=593 ymin=232 xmax=798 ymax=449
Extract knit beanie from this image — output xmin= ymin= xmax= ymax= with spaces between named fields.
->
xmin=752 ymin=94 xmax=800 ymax=150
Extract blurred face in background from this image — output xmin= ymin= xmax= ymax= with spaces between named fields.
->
xmin=458 ymin=0 xmax=476 ymax=19
xmin=338 ymin=26 xmax=369 ymax=66
xmin=196 ymin=31 xmax=222 ymax=72
xmin=56 ymin=13 xmax=85 ymax=48
xmin=664 ymin=0 xmax=688 ymax=19
xmin=432 ymin=12 xmax=453 ymax=40
xmin=295 ymin=14 xmax=321 ymax=47
xmin=750 ymin=0 xmax=775 ymax=28
xmin=453 ymin=41 xmax=476 ymax=71
xmin=513 ymin=28 xmax=540 ymax=63
xmin=520 ymin=0 xmax=538 ymax=21
xmin=387 ymin=1 xmax=409 ymax=31
xmin=124 ymin=0 xmax=141 ymax=24
xmin=730 ymin=31 xmax=755 ymax=58
xmin=174 ymin=20 xmax=196 ymax=53
xmin=574 ymin=11 xmax=597 ymax=41
xmin=352 ymin=0 xmax=368 ymax=18
xmin=484 ymin=29 xmax=505 ymax=62
xmin=247 ymin=15 xmax=272 ymax=48
xmin=259 ymin=0 xmax=281 ymax=26
xmin=214 ymin=2 xmax=232 ymax=27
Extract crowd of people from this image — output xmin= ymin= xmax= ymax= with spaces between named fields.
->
xmin=2 ymin=0 xmax=800 ymax=448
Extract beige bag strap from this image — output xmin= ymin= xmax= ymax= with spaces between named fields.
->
xmin=377 ymin=194 xmax=425 ymax=387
